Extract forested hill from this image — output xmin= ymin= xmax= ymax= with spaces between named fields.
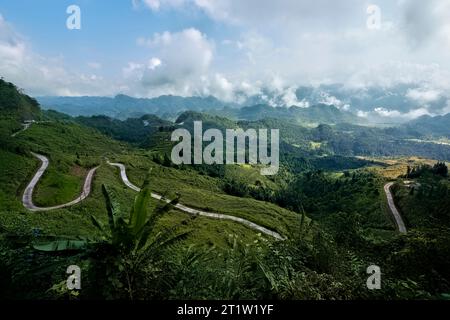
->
xmin=75 ymin=114 xmax=172 ymax=144
xmin=207 ymin=103 xmax=362 ymax=126
xmin=37 ymin=94 xmax=231 ymax=120
xmin=37 ymin=94 xmax=363 ymax=125
xmin=404 ymin=114 xmax=450 ymax=138
xmin=0 ymin=79 xmax=40 ymax=120
xmin=172 ymin=111 xmax=450 ymax=161
xmin=72 ymin=109 xmax=450 ymax=161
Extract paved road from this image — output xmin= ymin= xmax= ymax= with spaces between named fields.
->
xmin=108 ymin=161 xmax=285 ymax=240
xmin=22 ymin=154 xmax=403 ymax=238
xmin=384 ymin=182 xmax=407 ymax=233
xmin=23 ymin=152 xmax=98 ymax=211
xmin=20 ymin=153 xmax=284 ymax=239
xmin=11 ymin=122 xmax=32 ymax=137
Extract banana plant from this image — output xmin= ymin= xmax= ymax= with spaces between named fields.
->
xmin=90 ymin=169 xmax=190 ymax=257
xmin=90 ymin=169 xmax=191 ymax=299
xmin=32 ymin=169 xmax=192 ymax=299
xmin=34 ymin=169 xmax=189 ymax=256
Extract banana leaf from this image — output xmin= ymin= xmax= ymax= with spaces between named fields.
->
xmin=129 ymin=169 xmax=152 ymax=236
xmin=91 ymin=214 xmax=105 ymax=233
xmin=102 ymin=184 xmax=121 ymax=231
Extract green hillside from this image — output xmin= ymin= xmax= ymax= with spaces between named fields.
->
xmin=75 ymin=114 xmax=172 ymax=144
xmin=1 ymin=81 xmax=450 ymax=300
xmin=208 ymin=103 xmax=362 ymax=126
xmin=0 ymin=79 xmax=40 ymax=121
xmin=37 ymin=94 xmax=230 ymax=120
xmin=0 ymin=83 xmax=309 ymax=299
xmin=404 ymin=114 xmax=450 ymax=139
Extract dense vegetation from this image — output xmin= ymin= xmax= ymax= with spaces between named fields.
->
xmin=0 ymin=79 xmax=40 ymax=121
xmin=38 ymin=94 xmax=229 ymax=120
xmin=76 ymin=114 xmax=172 ymax=144
xmin=1 ymin=80 xmax=450 ymax=300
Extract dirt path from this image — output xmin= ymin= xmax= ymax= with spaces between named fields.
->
xmin=384 ymin=182 xmax=407 ymax=233
xmin=108 ymin=161 xmax=285 ymax=240
xmin=22 ymin=152 xmax=98 ymax=212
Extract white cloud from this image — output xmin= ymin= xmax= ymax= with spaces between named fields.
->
xmin=0 ymin=14 xmax=114 ymax=96
xmin=374 ymin=107 xmax=402 ymax=118
xmin=441 ymin=101 xmax=450 ymax=115
xmin=318 ymin=92 xmax=346 ymax=109
xmin=405 ymin=108 xmax=433 ymax=119
xmin=123 ymin=62 xmax=144 ymax=78
xmin=0 ymin=14 xmax=26 ymax=68
xmin=193 ymin=0 xmax=364 ymax=29
xmin=347 ymin=61 xmax=450 ymax=91
xmin=148 ymin=57 xmax=162 ymax=70
xmin=142 ymin=28 xmax=212 ymax=85
xmin=209 ymin=73 xmax=233 ymax=101
xmin=406 ymin=88 xmax=441 ymax=103
xmin=281 ymin=87 xmax=308 ymax=107
xmin=87 ymin=62 xmax=102 ymax=69
xmin=357 ymin=110 xmax=369 ymax=118
xmin=131 ymin=0 xmax=450 ymax=111
xmin=129 ymin=28 xmax=214 ymax=96
xmin=144 ymin=0 xmax=161 ymax=10
xmin=373 ymin=106 xmax=432 ymax=120
xmin=399 ymin=0 xmax=450 ymax=50
xmin=133 ymin=0 xmax=188 ymax=11
xmin=3 ymin=0 xmax=450 ymax=114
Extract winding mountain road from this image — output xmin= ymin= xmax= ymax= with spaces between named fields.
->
xmin=11 ymin=122 xmax=32 ymax=137
xmin=21 ymin=152 xmax=405 ymax=239
xmin=384 ymin=182 xmax=407 ymax=234
xmin=20 ymin=153 xmax=284 ymax=240
xmin=107 ymin=161 xmax=285 ymax=240
xmin=22 ymin=152 xmax=98 ymax=211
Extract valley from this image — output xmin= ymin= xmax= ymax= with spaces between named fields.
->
xmin=1 ymin=79 xmax=449 ymax=300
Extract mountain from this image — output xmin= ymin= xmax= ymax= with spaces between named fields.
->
xmin=37 ymin=82 xmax=450 ymax=127
xmin=236 ymin=83 xmax=450 ymax=125
xmin=404 ymin=114 xmax=450 ymax=138
xmin=75 ymin=114 xmax=172 ymax=144
xmin=174 ymin=110 xmax=450 ymax=161
xmin=206 ymin=103 xmax=363 ymax=126
xmin=0 ymin=79 xmax=40 ymax=121
xmin=2 ymin=79 xmax=450 ymax=300
xmin=37 ymin=94 xmax=234 ymax=120
xmin=292 ymin=83 xmax=448 ymax=115
xmin=38 ymin=93 xmax=364 ymax=126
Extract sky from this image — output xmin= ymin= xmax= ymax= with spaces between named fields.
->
xmin=1 ymin=0 xmax=450 ymax=117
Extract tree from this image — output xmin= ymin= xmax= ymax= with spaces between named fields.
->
xmin=432 ymin=162 xmax=448 ymax=177
xmin=406 ymin=165 xmax=411 ymax=178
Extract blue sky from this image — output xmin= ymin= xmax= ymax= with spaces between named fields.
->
xmin=1 ymin=0 xmax=450 ymax=119
xmin=0 ymin=0 xmax=231 ymax=78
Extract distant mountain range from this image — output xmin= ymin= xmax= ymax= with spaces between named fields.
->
xmin=37 ymin=82 xmax=450 ymax=126
xmin=404 ymin=113 xmax=450 ymax=138
xmin=171 ymin=111 xmax=450 ymax=161
xmin=37 ymin=94 xmax=364 ymax=126
xmin=75 ymin=114 xmax=172 ymax=144
xmin=1 ymin=78 xmax=449 ymax=161
xmin=207 ymin=103 xmax=362 ymax=126
xmin=37 ymin=94 xmax=234 ymax=120
xmin=243 ymin=83 xmax=449 ymax=118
